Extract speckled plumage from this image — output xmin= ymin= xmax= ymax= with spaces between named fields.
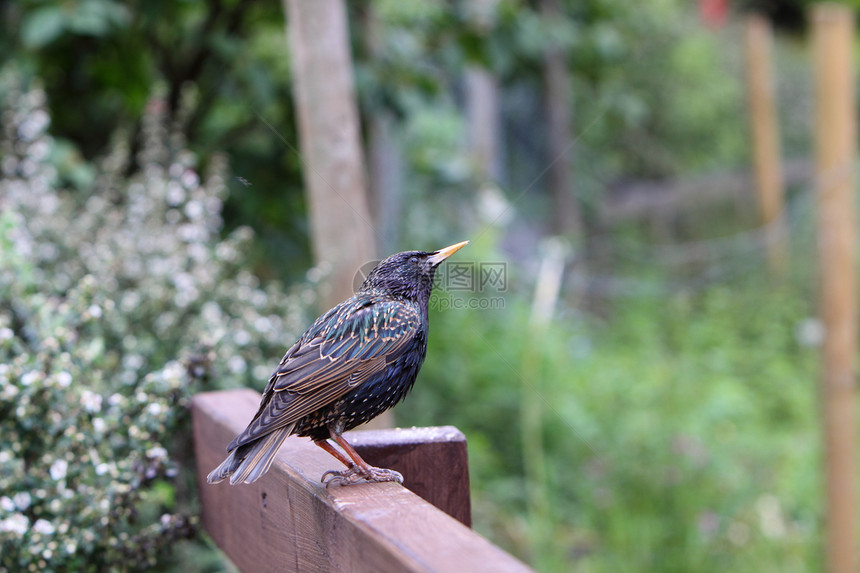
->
xmin=207 ymin=242 xmax=468 ymax=486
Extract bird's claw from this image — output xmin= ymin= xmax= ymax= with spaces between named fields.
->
xmin=322 ymin=467 xmax=364 ymax=487
xmin=322 ymin=466 xmax=403 ymax=488
xmin=363 ymin=466 xmax=403 ymax=484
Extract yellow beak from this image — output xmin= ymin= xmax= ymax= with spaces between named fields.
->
xmin=427 ymin=240 xmax=469 ymax=266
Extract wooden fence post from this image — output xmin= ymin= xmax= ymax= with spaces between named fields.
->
xmin=744 ymin=13 xmax=787 ymax=273
xmin=813 ymin=5 xmax=857 ymax=573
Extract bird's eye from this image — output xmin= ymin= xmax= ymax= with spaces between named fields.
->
xmin=409 ymin=256 xmax=418 ymax=264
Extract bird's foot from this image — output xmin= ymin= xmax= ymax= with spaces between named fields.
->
xmin=322 ymin=465 xmax=403 ymax=488
xmin=362 ymin=466 xmax=403 ymax=484
xmin=322 ymin=466 xmax=365 ymax=488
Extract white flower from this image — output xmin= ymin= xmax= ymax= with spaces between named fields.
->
xmin=92 ymin=417 xmax=106 ymax=433
xmin=166 ymin=181 xmax=185 ymax=205
xmin=0 ymin=496 xmax=14 ymax=512
xmin=227 ymin=355 xmax=246 ymax=374
xmin=184 ymin=200 xmax=203 ymax=220
xmin=147 ymin=446 xmax=167 ymax=460
xmin=81 ymin=390 xmax=102 ymax=413
xmin=56 ymin=371 xmax=72 ymax=388
xmin=21 ymin=370 xmax=39 ymax=386
xmin=13 ymin=492 xmax=30 ymax=510
xmin=163 ymin=361 xmax=184 ymax=380
xmin=0 ymin=513 xmax=28 ymax=535
xmin=254 ymin=316 xmax=272 ymax=333
xmin=33 ymin=518 xmax=54 ymax=535
xmin=123 ymin=354 xmax=144 ymax=370
xmin=146 ymin=403 xmax=163 ymax=417
xmin=233 ymin=330 xmax=251 ymax=346
xmin=181 ymin=170 xmax=199 ymax=189
xmin=49 ymin=459 xmax=68 ymax=481
xmin=1 ymin=383 xmax=19 ymax=399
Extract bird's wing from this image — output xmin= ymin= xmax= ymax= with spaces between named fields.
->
xmin=228 ymin=298 xmax=420 ymax=450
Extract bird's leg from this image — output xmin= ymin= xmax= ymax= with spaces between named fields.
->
xmin=316 ymin=440 xmax=365 ymax=486
xmin=316 ymin=439 xmax=356 ymax=469
xmin=328 ymin=428 xmax=403 ymax=486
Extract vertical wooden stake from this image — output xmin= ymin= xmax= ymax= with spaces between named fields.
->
xmin=813 ymin=5 xmax=857 ymax=573
xmin=744 ymin=13 xmax=787 ymax=273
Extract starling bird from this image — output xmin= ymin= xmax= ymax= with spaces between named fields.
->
xmin=207 ymin=241 xmax=469 ymax=487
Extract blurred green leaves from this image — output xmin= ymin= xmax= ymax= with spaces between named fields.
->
xmin=4 ymin=0 xmax=752 ymax=281
xmin=398 ymin=271 xmax=820 ymax=571
xmin=21 ymin=0 xmax=131 ymax=48
xmin=20 ymin=7 xmax=65 ymax=49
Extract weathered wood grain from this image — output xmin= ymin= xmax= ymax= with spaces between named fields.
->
xmin=193 ymin=389 xmax=531 ymax=573
xmin=346 ymin=425 xmax=471 ymax=526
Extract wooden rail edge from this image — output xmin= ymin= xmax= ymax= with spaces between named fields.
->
xmin=192 ymin=389 xmax=533 ymax=572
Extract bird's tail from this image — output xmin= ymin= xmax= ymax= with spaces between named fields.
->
xmin=206 ymin=424 xmax=295 ymax=485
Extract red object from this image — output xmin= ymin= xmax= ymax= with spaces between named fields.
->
xmin=700 ymin=0 xmax=729 ymax=28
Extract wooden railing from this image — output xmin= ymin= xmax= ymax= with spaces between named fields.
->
xmin=192 ymin=389 xmax=533 ymax=572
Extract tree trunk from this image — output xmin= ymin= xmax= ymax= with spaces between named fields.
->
xmin=368 ymin=113 xmax=402 ymax=256
xmin=284 ymin=0 xmax=376 ymax=309
xmin=465 ymin=0 xmax=502 ymax=187
xmin=364 ymin=6 xmax=403 ymax=255
xmin=541 ymin=0 xmax=582 ymax=239
xmin=466 ymin=66 xmax=501 ymax=185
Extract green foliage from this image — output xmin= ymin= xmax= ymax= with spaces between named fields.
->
xmin=3 ymin=0 xmax=310 ymax=281
xmin=567 ymin=2 xmax=746 ymax=179
xmin=0 ymin=273 xmax=196 ymax=569
xmin=399 ymin=263 xmax=822 ymax=571
xmin=0 ymin=2 xmax=831 ymax=571
xmin=20 ymin=1 xmax=131 ymax=48
xmin=0 ymin=72 xmax=311 ymax=572
xmin=366 ymin=0 xmax=750 ymax=252
xmin=4 ymin=0 xmax=753 ymax=279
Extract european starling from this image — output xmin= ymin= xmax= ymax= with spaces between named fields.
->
xmin=207 ymin=241 xmax=469 ymax=486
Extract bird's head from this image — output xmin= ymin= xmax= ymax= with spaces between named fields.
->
xmin=360 ymin=241 xmax=469 ymax=302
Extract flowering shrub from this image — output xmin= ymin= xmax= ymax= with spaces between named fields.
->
xmin=0 ymin=70 xmax=313 ymax=571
